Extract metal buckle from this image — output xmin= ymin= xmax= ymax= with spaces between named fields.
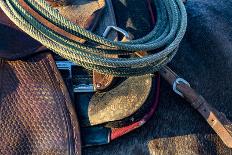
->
xmin=56 ymin=61 xmax=75 ymax=78
xmin=103 ymin=26 xmax=130 ymax=38
xmin=56 ymin=26 xmax=130 ymax=93
xmin=173 ymin=78 xmax=190 ymax=97
xmin=56 ymin=61 xmax=95 ymax=93
xmin=73 ymin=84 xmax=95 ymax=93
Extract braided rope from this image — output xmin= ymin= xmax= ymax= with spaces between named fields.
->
xmin=0 ymin=0 xmax=187 ymax=76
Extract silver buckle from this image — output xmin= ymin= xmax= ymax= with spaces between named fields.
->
xmin=56 ymin=61 xmax=75 ymax=78
xmin=103 ymin=26 xmax=130 ymax=38
xmin=73 ymin=84 xmax=95 ymax=93
xmin=173 ymin=78 xmax=190 ymax=97
xmin=56 ymin=61 xmax=95 ymax=93
xmin=56 ymin=26 xmax=130 ymax=93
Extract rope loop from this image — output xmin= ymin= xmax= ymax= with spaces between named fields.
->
xmin=0 ymin=0 xmax=187 ymax=76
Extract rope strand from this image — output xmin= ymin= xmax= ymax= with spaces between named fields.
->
xmin=0 ymin=0 xmax=187 ymax=76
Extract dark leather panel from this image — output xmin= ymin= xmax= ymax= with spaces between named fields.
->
xmin=0 ymin=53 xmax=81 ymax=154
xmin=0 ymin=0 xmax=105 ymax=59
xmin=0 ymin=24 xmax=43 ymax=60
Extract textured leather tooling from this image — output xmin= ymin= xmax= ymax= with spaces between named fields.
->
xmin=0 ymin=0 xmax=108 ymax=154
xmin=0 ymin=0 xmax=232 ymax=152
xmin=0 ymin=53 xmax=81 ymax=154
xmin=0 ymin=0 xmax=160 ymax=150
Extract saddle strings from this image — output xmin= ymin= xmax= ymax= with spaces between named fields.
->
xmin=0 ymin=0 xmax=187 ymax=76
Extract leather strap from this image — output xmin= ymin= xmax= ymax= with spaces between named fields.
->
xmin=92 ymin=0 xmax=118 ymax=91
xmin=159 ymin=66 xmax=232 ymax=148
xmin=0 ymin=0 xmax=114 ymax=91
xmin=0 ymin=0 xmax=105 ymax=59
xmin=93 ymin=71 xmax=115 ymax=90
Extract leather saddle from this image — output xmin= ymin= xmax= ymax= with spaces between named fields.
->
xmin=0 ymin=0 xmax=160 ymax=154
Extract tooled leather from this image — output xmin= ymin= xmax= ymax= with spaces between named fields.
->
xmin=0 ymin=53 xmax=81 ymax=154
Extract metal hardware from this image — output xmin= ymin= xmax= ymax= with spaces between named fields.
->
xmin=56 ymin=61 xmax=96 ymax=93
xmin=56 ymin=27 xmax=130 ymax=93
xmin=56 ymin=61 xmax=76 ymax=69
xmin=173 ymin=78 xmax=190 ymax=97
xmin=103 ymin=26 xmax=130 ymax=38
xmin=56 ymin=61 xmax=76 ymax=78
xmin=73 ymin=84 xmax=95 ymax=93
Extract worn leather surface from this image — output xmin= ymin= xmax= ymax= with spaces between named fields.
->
xmin=0 ymin=0 xmax=160 ymax=151
xmin=46 ymin=0 xmax=71 ymax=7
xmin=70 ymin=0 xmax=155 ymax=127
xmin=0 ymin=53 xmax=81 ymax=154
xmin=0 ymin=9 xmax=43 ymax=60
xmin=88 ymin=75 xmax=153 ymax=126
xmin=0 ymin=1 xmax=109 ymax=153
xmin=76 ymin=75 xmax=153 ymax=127
xmin=0 ymin=0 xmax=154 ymax=151
xmin=0 ymin=0 xmax=105 ymax=59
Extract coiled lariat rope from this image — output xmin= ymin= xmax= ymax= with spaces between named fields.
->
xmin=0 ymin=0 xmax=187 ymax=76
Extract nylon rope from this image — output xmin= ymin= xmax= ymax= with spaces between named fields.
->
xmin=0 ymin=0 xmax=187 ymax=76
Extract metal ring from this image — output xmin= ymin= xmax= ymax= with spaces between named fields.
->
xmin=103 ymin=26 xmax=130 ymax=38
xmin=173 ymin=78 xmax=190 ymax=97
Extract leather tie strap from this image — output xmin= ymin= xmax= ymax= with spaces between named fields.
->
xmin=159 ymin=66 xmax=232 ymax=148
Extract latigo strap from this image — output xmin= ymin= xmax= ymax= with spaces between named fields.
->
xmin=146 ymin=0 xmax=232 ymax=148
xmin=160 ymin=66 xmax=232 ymax=148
